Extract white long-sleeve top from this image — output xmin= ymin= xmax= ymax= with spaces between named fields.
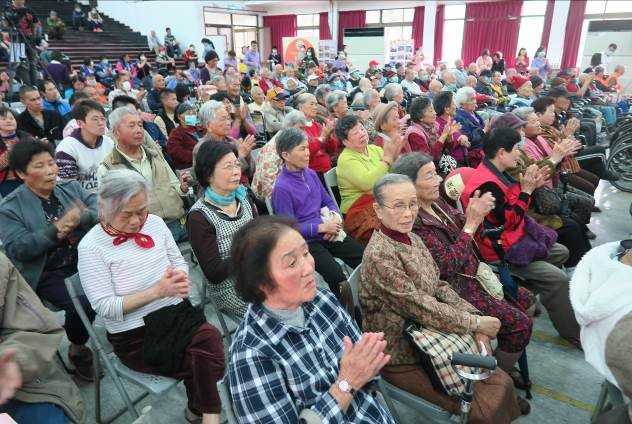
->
xmin=78 ymin=214 xmax=187 ymax=334
xmin=570 ymin=241 xmax=632 ymax=388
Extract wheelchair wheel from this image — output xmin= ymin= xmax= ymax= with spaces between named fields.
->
xmin=607 ymin=142 xmax=632 ymax=192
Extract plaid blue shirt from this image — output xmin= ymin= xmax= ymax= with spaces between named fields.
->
xmin=228 ymin=289 xmax=395 ymax=424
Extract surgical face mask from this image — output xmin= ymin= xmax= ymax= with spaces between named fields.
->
xmin=537 ymin=51 xmax=546 ymax=58
xmin=389 ymin=76 xmax=398 ymax=83
xmin=339 ymin=54 xmax=345 ymax=59
xmin=447 ymin=83 xmax=457 ymax=91
xmin=272 ymin=49 xmax=277 ymax=54
xmin=421 ymin=75 xmax=430 ymax=81
xmin=605 ymin=50 xmax=614 ymax=56
xmin=518 ymin=136 xmax=526 ymax=147
xmin=332 ymin=81 xmax=345 ymax=90
xmin=87 ymin=78 xmax=96 ymax=86
xmin=184 ymin=115 xmax=197 ymax=126
xmin=103 ymin=59 xmax=109 ymax=64
xmin=307 ymin=51 xmax=312 ymax=57
xmin=484 ymin=76 xmax=491 ymax=84
xmin=122 ymin=81 xmax=131 ymax=91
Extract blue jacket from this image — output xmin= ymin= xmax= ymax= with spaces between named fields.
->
xmin=42 ymin=97 xmax=72 ymax=118
xmin=0 ymin=181 xmax=98 ymax=289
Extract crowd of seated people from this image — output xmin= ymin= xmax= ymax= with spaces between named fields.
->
xmin=1 ymin=27 xmax=632 ymax=423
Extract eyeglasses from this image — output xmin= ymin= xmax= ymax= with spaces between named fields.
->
xmin=381 ymin=201 xmax=419 ymax=214
xmin=219 ymin=161 xmax=242 ymax=171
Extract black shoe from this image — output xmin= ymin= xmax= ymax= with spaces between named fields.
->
xmin=517 ymin=396 xmax=531 ymax=416
xmin=593 ymin=206 xmax=602 ymax=213
xmin=602 ymin=170 xmax=621 ymax=181
xmin=586 ymin=229 xmax=597 ymax=240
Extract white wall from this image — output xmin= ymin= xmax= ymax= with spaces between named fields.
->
xmin=98 ymin=1 xmax=207 ymax=55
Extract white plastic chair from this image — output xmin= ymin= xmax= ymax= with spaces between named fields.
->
xmin=323 ymin=167 xmax=340 ymax=210
xmin=217 ymin=376 xmax=240 ymax=424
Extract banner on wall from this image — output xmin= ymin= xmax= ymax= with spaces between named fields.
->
xmin=282 ymin=36 xmax=317 ymax=66
xmin=388 ymin=39 xmax=414 ymax=66
xmin=318 ymin=40 xmax=336 ymax=62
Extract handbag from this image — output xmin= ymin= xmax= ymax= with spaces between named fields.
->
xmin=434 ymin=205 xmax=504 ymax=300
xmin=404 ymin=320 xmax=479 ymax=396
xmin=438 ymin=153 xmax=458 ymax=174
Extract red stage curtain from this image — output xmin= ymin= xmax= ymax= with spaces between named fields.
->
xmin=434 ymin=5 xmax=444 ymax=65
xmin=262 ymin=15 xmax=297 ymax=64
xmin=319 ymin=12 xmax=331 ymax=40
xmin=560 ymin=0 xmax=587 ymax=69
xmin=540 ymin=0 xmax=555 ymax=52
xmin=462 ymin=0 xmax=523 ymax=67
xmin=412 ymin=6 xmax=424 ymax=51
xmin=338 ymin=10 xmax=366 ymax=50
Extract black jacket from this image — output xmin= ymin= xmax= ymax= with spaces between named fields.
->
xmin=17 ymin=109 xmax=64 ymax=142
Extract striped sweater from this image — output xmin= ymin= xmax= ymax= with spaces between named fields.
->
xmin=78 ymin=214 xmax=187 ymax=334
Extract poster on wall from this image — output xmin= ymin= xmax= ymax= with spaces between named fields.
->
xmin=319 ymin=40 xmax=336 ymax=63
xmin=282 ymin=36 xmax=317 ymax=67
xmin=388 ymin=39 xmax=414 ymax=66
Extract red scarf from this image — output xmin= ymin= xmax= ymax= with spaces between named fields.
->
xmin=101 ymin=222 xmax=155 ymax=249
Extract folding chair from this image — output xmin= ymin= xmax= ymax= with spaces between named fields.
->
xmin=592 ymin=379 xmax=626 ymax=422
xmin=347 ymin=265 xmax=453 ymax=424
xmin=217 ymin=376 xmax=240 ymax=424
xmin=64 ymin=274 xmax=181 ymax=424
xmin=323 ymin=167 xmax=341 ymax=210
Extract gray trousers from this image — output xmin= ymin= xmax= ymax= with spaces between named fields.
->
xmin=509 ymin=243 xmax=580 ymax=340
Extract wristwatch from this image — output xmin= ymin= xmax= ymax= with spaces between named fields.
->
xmin=336 ymin=379 xmax=356 ymax=395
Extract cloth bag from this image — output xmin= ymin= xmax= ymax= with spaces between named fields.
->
xmin=404 ymin=320 xmax=479 ymax=396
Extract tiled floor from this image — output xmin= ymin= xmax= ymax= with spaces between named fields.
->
xmin=62 ymin=181 xmax=632 ymax=424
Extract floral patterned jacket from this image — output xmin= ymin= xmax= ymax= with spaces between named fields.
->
xmin=360 ymin=230 xmax=479 ymax=365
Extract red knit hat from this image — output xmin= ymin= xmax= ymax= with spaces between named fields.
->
xmin=512 ymin=75 xmax=530 ymax=90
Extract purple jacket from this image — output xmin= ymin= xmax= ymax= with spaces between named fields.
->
xmin=271 ymin=166 xmax=339 ymax=241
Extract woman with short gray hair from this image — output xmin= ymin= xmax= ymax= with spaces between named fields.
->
xmin=382 ymin=83 xmax=406 ymax=118
xmin=271 ymin=128 xmax=364 ymax=312
xmin=454 ymin=86 xmax=487 ymax=153
xmin=295 ymin=92 xmax=338 ymax=175
xmin=79 ymin=168 xmax=226 ymax=424
xmin=361 ymin=173 xmax=524 ymax=422
xmin=326 ymin=90 xmax=348 ymax=118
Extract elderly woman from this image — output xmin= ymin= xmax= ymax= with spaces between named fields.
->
xmin=335 ymin=115 xmax=403 ymax=243
xmin=78 ymin=170 xmax=225 ymax=424
xmin=295 ymin=93 xmax=337 ymax=176
xmin=360 ymin=174 xmax=523 ymax=422
xmin=228 ymin=216 xmax=395 ymax=423
xmin=272 ymin=127 xmax=364 ymax=312
xmin=531 ymin=97 xmax=600 ymax=196
xmin=373 ymin=101 xmax=404 ymax=150
xmin=433 ymin=91 xmax=470 ymax=166
xmin=382 ymin=83 xmax=406 ymax=119
xmin=194 ymin=100 xmax=255 ymax=183
xmin=361 ymin=88 xmax=382 ymax=142
xmin=167 ymin=102 xmax=206 ymax=170
xmin=454 ymin=87 xmax=487 ymax=149
xmin=490 ymin=72 xmax=510 ymax=106
xmin=200 ymin=51 xmax=222 ymax=85
xmin=460 ymin=127 xmax=581 ymax=346
xmin=251 ymin=110 xmax=307 ymax=200
xmin=0 ymin=140 xmax=99 ymax=381
xmin=405 ymin=96 xmax=462 ymax=171
xmin=326 ymin=89 xmax=349 ymax=122
xmin=188 ymin=141 xmax=257 ymax=317
xmin=508 ymin=76 xmax=534 ymax=108
xmin=392 ymin=152 xmax=535 ymax=374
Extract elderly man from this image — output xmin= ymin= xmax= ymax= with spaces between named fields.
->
xmin=146 ymin=73 xmax=166 ymax=113
xmin=98 ymin=107 xmax=190 ymax=241
xmin=400 ymin=68 xmax=422 ymax=96
xmin=262 ymin=87 xmax=293 ymax=136
xmin=441 ymin=70 xmax=458 ymax=92
xmin=147 ymin=29 xmax=163 ymax=54
xmin=427 ymin=79 xmax=443 ymax=100
xmin=454 ymin=58 xmax=468 ymax=88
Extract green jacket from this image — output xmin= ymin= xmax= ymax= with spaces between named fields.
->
xmin=0 ymin=253 xmax=85 ymax=423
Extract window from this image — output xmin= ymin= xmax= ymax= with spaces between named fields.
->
xmin=297 ymin=14 xmax=319 ymax=27
xmin=521 ymin=1 xmax=547 ymax=16
xmin=605 ymin=1 xmax=632 ymax=13
xmin=442 ymin=19 xmax=465 ymax=65
xmin=366 ymin=10 xmax=381 ymax=24
xmin=516 ymin=16 xmax=545 ymax=59
xmin=203 ymin=8 xmax=258 ymax=51
xmin=441 ymin=4 xmax=466 ymax=65
xmin=297 ymin=29 xmax=318 ymax=38
xmin=585 ymin=1 xmax=607 ymax=15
